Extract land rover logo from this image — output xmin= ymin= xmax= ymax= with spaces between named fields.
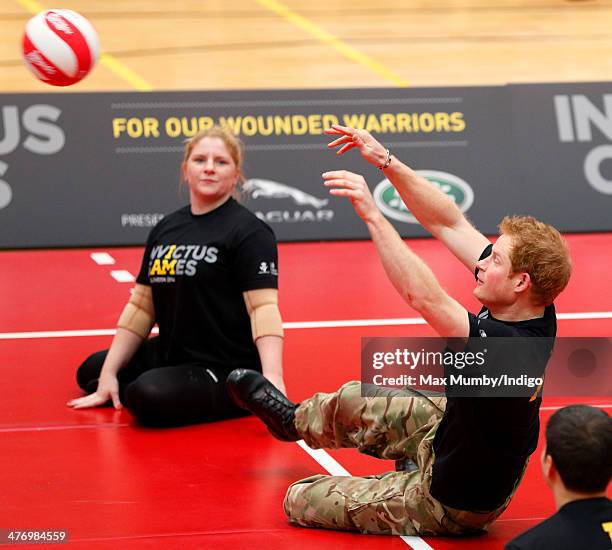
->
xmin=373 ymin=170 xmax=474 ymax=224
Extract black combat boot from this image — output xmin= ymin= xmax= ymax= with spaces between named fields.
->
xmin=226 ymin=369 xmax=299 ymax=441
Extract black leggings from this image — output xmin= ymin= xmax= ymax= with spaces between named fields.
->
xmin=76 ymin=337 xmax=251 ymax=426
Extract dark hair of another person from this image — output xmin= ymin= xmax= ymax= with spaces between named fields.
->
xmin=546 ymin=404 xmax=612 ymax=493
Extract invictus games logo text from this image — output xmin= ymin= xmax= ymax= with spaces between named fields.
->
xmin=0 ymin=104 xmax=66 ymax=210
xmin=373 ymin=170 xmax=474 ymax=223
xmin=554 ymin=94 xmax=612 ymax=195
xmin=147 ymin=244 xmax=218 ymax=282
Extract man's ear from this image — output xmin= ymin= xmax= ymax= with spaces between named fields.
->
xmin=542 ymin=452 xmax=556 ymax=482
xmin=515 ymin=272 xmax=531 ymax=295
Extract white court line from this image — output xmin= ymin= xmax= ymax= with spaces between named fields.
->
xmin=90 ymin=252 xmax=116 ymax=265
xmin=296 ymin=440 xmax=434 ymax=549
xmin=0 ymin=329 xmax=116 ymax=339
xmin=0 ymin=423 xmax=130 ymax=433
xmin=284 ymin=317 xmax=427 ymax=329
xmin=282 ymin=311 xmax=612 ymax=329
xmin=296 ymin=440 xmax=351 ymax=476
xmin=0 ymin=327 xmax=160 ymax=340
xmin=400 ymin=537 xmax=435 ymax=549
xmin=557 ymin=312 xmax=612 ymax=320
xmin=1 ymin=311 xmax=611 ymax=340
xmin=110 ymin=270 xmax=136 ymax=283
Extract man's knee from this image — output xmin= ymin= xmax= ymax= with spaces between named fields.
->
xmin=283 ymin=473 xmax=427 ymax=535
xmin=284 ymin=475 xmax=353 ymax=530
xmin=284 ymin=475 xmax=319 ymax=519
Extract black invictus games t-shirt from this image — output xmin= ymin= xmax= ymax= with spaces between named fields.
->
xmin=430 ymin=243 xmax=557 ymax=512
xmin=504 ymin=497 xmax=612 ymax=550
xmin=136 ymin=197 xmax=278 ymax=370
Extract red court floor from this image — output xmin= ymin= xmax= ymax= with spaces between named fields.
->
xmin=1 ymin=233 xmax=611 ymax=549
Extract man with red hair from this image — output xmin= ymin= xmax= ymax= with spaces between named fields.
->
xmin=228 ymin=126 xmax=572 ymax=537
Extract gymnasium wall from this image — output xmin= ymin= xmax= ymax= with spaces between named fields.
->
xmin=0 ymin=82 xmax=611 ymax=248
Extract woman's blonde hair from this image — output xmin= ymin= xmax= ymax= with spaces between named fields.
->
xmin=181 ymin=125 xmax=245 ymax=198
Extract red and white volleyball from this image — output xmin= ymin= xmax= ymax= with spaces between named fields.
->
xmin=22 ymin=9 xmax=100 ymax=87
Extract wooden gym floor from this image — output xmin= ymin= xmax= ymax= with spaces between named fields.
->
xmin=1 ymin=0 xmax=612 ymax=92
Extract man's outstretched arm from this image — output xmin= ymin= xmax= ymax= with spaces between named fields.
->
xmin=324 ymin=170 xmax=469 ymax=338
xmin=327 ymin=125 xmax=490 ymax=272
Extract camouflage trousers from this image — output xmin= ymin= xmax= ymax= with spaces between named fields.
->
xmin=285 ymin=381 xmax=523 ymax=536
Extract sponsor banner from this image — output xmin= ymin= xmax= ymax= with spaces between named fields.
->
xmin=361 ymin=337 xmax=612 ymax=398
xmin=509 ymin=82 xmax=612 ymax=231
xmin=0 ymin=83 xmax=610 ymax=248
xmin=373 ymin=170 xmax=475 ymax=224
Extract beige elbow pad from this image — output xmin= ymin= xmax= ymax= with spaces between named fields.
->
xmin=243 ymin=288 xmax=284 ymax=341
xmin=117 ymin=284 xmax=155 ymax=338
